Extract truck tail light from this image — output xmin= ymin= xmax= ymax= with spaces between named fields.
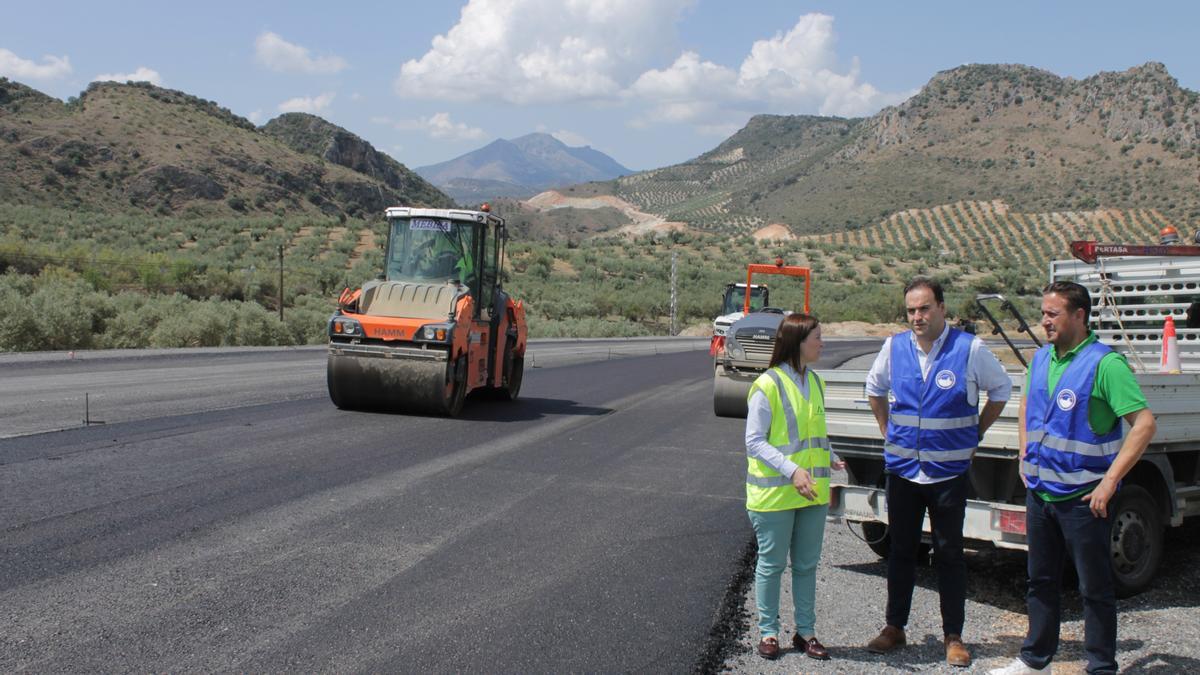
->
xmin=994 ymin=508 xmax=1026 ymax=535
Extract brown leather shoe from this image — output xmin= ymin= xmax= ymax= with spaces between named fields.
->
xmin=866 ymin=625 xmax=906 ymax=654
xmin=756 ymin=636 xmax=780 ymax=660
xmin=793 ymin=634 xmax=830 ymax=660
xmin=944 ymin=634 xmax=971 ymax=667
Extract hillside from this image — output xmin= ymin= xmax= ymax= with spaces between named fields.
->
xmin=416 ymin=132 xmax=631 ymax=203
xmin=0 ymin=79 xmax=451 ymax=219
xmin=261 ymin=113 xmax=448 ymax=208
xmin=806 ymin=200 xmax=1170 ymax=273
xmin=559 ymin=62 xmax=1200 ymax=236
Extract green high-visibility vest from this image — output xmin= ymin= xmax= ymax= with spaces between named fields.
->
xmin=745 ymin=366 xmax=832 ymax=512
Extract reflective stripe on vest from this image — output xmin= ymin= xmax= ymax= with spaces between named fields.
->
xmin=1022 ymin=340 xmax=1124 ymax=497
xmin=883 ymin=441 xmax=975 ymax=462
xmin=890 ymin=413 xmax=977 ymax=430
xmin=746 ymin=465 xmax=832 ymax=488
xmin=1024 ymin=429 xmax=1122 ymax=458
xmin=1020 ymin=460 xmax=1108 ymax=486
xmin=745 ymin=367 xmax=831 ymax=511
xmin=884 ymin=329 xmax=978 ymax=479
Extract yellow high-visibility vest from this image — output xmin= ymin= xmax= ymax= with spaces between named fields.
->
xmin=746 ymin=366 xmax=831 ymax=511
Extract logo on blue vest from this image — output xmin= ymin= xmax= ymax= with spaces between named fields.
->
xmin=1056 ymin=389 xmax=1077 ymax=411
xmin=935 ymin=369 xmax=956 ymax=390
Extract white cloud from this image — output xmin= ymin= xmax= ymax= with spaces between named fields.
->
xmin=395 ymin=0 xmax=693 ymax=104
xmin=535 ymin=124 xmax=590 ymax=147
xmin=629 ymin=51 xmax=737 ymax=103
xmin=550 ymin=129 xmax=589 ymax=147
xmin=394 ymin=6 xmax=906 ymax=137
xmin=277 ymin=92 xmax=335 ymax=113
xmin=390 ymin=112 xmax=486 ymax=141
xmin=92 ymin=66 xmax=162 ymax=85
xmin=630 ymin=13 xmax=910 ymax=128
xmin=0 ymin=48 xmax=72 ymax=81
xmin=246 ymin=109 xmax=265 ymax=124
xmin=255 ymin=32 xmax=347 ymax=74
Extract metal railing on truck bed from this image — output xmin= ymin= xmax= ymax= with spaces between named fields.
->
xmin=1051 ymin=255 xmax=1200 ymax=372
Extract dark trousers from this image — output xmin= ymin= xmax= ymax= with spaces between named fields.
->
xmin=1020 ymin=491 xmax=1117 ymax=674
xmin=885 ymin=472 xmax=968 ymax=636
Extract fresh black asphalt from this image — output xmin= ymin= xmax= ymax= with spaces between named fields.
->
xmin=0 ymin=340 xmax=878 ymax=672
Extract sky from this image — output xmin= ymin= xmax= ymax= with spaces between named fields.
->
xmin=3 ymin=1 xmax=1199 ymax=172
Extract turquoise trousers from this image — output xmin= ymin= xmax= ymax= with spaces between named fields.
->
xmin=747 ymin=504 xmax=828 ymax=638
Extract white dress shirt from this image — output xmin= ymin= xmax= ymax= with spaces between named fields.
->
xmin=865 ymin=324 xmax=1012 ymax=483
xmin=745 ymin=363 xmax=839 ymax=480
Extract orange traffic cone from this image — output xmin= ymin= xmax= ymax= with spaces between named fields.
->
xmin=1161 ymin=315 xmax=1182 ymax=374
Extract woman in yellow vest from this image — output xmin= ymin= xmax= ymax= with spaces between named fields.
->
xmin=744 ymin=313 xmax=844 ymax=660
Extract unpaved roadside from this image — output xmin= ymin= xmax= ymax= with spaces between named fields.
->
xmin=717 ymin=487 xmax=1200 ymax=674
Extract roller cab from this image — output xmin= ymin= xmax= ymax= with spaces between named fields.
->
xmin=327 ymin=206 xmax=527 ymax=416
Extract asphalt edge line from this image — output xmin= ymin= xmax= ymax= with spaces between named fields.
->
xmin=693 ymin=534 xmax=757 ymax=674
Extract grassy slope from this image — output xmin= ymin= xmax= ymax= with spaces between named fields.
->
xmin=546 ymin=63 xmax=1200 ymax=238
xmin=0 ymin=80 xmax=450 ymax=219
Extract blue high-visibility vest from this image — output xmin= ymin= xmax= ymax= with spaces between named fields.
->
xmin=885 ymin=329 xmax=979 ymax=479
xmin=1022 ymin=341 xmax=1123 ymax=496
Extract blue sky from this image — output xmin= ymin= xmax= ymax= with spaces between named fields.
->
xmin=3 ymin=1 xmax=1197 ymax=172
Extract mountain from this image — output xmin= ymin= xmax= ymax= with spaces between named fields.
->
xmin=0 ymin=79 xmax=451 ymax=218
xmin=553 ymin=62 xmax=1200 ymax=236
xmin=415 ymin=132 xmax=631 ymax=204
xmin=261 ymin=113 xmax=447 ymax=208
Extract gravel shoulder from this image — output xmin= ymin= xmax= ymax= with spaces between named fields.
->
xmin=720 ymin=484 xmax=1200 ymax=674
xmin=719 ymin=343 xmax=1200 ymax=674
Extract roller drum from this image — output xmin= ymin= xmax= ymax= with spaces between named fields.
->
xmin=713 ymin=364 xmax=753 ymax=418
xmin=327 ymin=351 xmax=463 ymax=416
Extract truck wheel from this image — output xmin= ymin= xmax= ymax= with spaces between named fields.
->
xmin=1110 ymin=485 xmax=1163 ymax=598
xmin=863 ymin=522 xmax=890 ymax=558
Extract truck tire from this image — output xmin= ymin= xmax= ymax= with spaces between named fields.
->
xmin=862 ymin=522 xmax=890 ymax=558
xmin=1109 ymin=485 xmax=1163 ymax=598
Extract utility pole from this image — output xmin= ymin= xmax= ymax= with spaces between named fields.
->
xmin=278 ymin=245 xmax=284 ymax=322
xmin=670 ymin=250 xmax=678 ymax=336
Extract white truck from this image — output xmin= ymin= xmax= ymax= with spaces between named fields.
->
xmin=826 ymin=241 xmax=1200 ymax=596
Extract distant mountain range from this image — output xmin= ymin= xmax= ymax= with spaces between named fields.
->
xmin=0 ymin=79 xmax=450 ymax=219
xmin=540 ymin=62 xmax=1200 ymax=237
xmin=3 ymin=62 xmax=1198 ymax=237
xmin=415 ymin=133 xmax=631 ymax=205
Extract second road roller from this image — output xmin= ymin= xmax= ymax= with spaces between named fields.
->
xmin=326 ymin=205 xmax=527 ymax=416
xmin=711 ymin=260 xmax=812 ymax=418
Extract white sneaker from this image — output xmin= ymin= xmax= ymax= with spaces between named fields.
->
xmin=987 ymin=657 xmax=1045 ymax=675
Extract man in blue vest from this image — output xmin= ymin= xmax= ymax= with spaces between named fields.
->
xmin=990 ymin=281 xmax=1156 ymax=675
xmin=864 ymin=277 xmax=1011 ymax=667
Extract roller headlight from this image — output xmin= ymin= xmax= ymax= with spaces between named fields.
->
xmin=330 ymin=317 xmax=363 ymax=336
xmin=416 ymin=323 xmax=453 ymax=343
xmin=726 ymin=338 xmax=744 ymax=360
